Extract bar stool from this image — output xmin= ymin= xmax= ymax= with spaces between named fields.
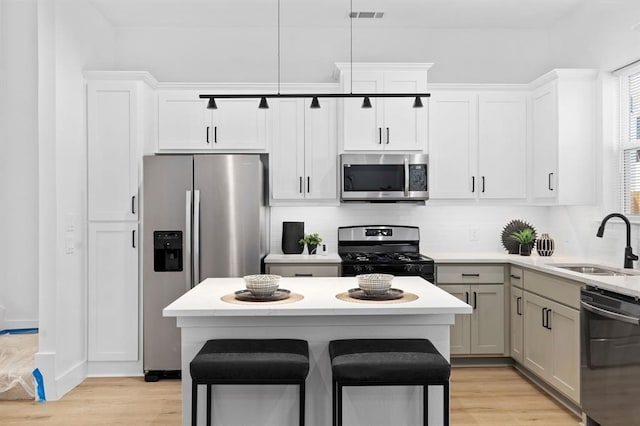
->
xmin=328 ymin=338 xmax=451 ymax=426
xmin=190 ymin=339 xmax=310 ymax=426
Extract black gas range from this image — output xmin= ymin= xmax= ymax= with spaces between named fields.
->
xmin=338 ymin=225 xmax=435 ymax=282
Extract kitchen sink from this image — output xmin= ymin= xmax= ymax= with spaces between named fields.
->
xmin=547 ymin=263 xmax=640 ymax=276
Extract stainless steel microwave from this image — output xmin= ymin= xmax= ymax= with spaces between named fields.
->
xmin=340 ymin=153 xmax=429 ymax=202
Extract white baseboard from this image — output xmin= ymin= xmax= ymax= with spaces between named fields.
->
xmin=35 ymin=352 xmax=87 ymax=401
xmin=87 ymin=360 xmax=143 ymax=377
xmin=2 ymin=319 xmax=39 ymax=330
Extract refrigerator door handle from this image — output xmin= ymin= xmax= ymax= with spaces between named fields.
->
xmin=185 ymin=190 xmax=192 ymax=292
xmin=193 ymin=189 xmax=201 ymax=287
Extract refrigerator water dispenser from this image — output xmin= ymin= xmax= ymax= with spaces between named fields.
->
xmin=154 ymin=231 xmax=183 ymax=272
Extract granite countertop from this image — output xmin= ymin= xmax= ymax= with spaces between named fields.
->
xmin=163 ymin=276 xmax=472 ymax=317
xmin=430 ymin=252 xmax=640 ymax=298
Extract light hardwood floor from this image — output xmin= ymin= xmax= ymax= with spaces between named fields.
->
xmin=0 ymin=367 xmax=579 ymax=425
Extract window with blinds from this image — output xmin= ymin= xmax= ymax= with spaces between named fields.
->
xmin=622 ymin=70 xmax=640 ymax=216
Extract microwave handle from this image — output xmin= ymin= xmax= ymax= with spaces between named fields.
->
xmin=404 ymin=158 xmax=409 ymax=196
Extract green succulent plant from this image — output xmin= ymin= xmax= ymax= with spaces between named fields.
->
xmin=299 ymin=233 xmax=323 ymax=246
xmin=510 ymin=228 xmax=536 ymax=245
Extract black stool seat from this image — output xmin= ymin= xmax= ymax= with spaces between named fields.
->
xmin=329 ymin=339 xmax=450 ymax=384
xmin=191 ymin=339 xmax=310 ymax=382
xmin=329 ymin=338 xmax=451 ymax=426
xmin=190 ymin=339 xmax=310 ymax=426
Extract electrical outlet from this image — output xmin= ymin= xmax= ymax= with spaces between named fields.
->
xmin=65 ymin=236 xmax=75 ymax=254
xmin=469 ymin=229 xmax=479 ymax=241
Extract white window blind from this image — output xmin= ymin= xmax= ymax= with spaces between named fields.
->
xmin=621 ymin=70 xmax=640 ymax=216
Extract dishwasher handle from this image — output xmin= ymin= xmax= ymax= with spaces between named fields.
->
xmin=581 ymin=301 xmax=640 ymax=325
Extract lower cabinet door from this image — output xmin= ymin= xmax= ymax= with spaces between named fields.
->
xmin=548 ymin=299 xmax=580 ymax=403
xmin=510 ymin=285 xmax=524 ymax=363
xmin=471 ymin=284 xmax=505 ymax=354
xmin=266 ymin=264 xmax=340 ymax=277
xmin=523 ymin=291 xmax=552 ymax=379
xmin=88 ymin=222 xmax=139 ymax=361
xmin=439 ymin=285 xmax=471 ymax=355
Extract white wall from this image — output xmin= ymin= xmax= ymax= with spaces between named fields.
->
xmin=35 ymin=0 xmax=116 ymax=400
xmin=270 ymin=204 xmax=552 ymax=256
xmin=114 ymin=26 xmax=552 ymax=84
xmin=0 ymin=0 xmax=39 ymax=330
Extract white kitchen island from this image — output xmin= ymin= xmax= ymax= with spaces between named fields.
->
xmin=163 ymin=276 xmax=471 ymax=426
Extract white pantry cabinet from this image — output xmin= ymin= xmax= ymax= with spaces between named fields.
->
xmin=88 ymin=222 xmax=139 ymax=362
xmin=428 ymin=90 xmax=528 ymax=200
xmin=335 ymin=63 xmax=430 ymax=151
xmin=437 ymin=265 xmax=506 ymax=355
xmin=270 ymin=98 xmax=337 ymax=203
xmin=531 ymin=69 xmax=598 ymax=204
xmin=87 ymin=80 xmax=141 ymax=221
xmin=157 ymin=91 xmax=267 ymax=151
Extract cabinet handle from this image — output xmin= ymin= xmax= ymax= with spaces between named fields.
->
xmin=473 ymin=291 xmax=477 ymax=309
xmin=471 ymin=176 xmax=475 ymax=193
xmin=546 ymin=309 xmax=552 ymax=330
xmin=214 ymin=126 xmax=217 ymax=143
xmin=482 ymin=176 xmax=486 ymax=193
xmin=516 ymin=296 xmax=522 ymax=316
xmin=299 ymin=177 xmax=303 ymax=193
xmin=294 ymin=273 xmax=313 ymax=277
xmin=386 ymin=127 xmax=390 ymax=144
xmin=131 ymin=195 xmax=136 ymax=214
xmin=465 ymin=291 xmax=469 ymax=304
xmin=542 ymin=307 xmax=547 ymax=328
xmin=307 ymin=176 xmax=310 ymax=193
xmin=378 ymin=128 xmax=382 ymax=144
xmin=132 ymin=230 xmax=136 ymax=248
xmin=462 ymin=273 xmax=480 ymax=277
xmin=206 ymin=126 xmax=210 ymax=144
xmin=548 ymin=172 xmax=554 ymax=191
xmin=510 ymin=274 xmax=521 ymax=280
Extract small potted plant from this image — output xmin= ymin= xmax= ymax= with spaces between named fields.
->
xmin=299 ymin=233 xmax=323 ymax=255
xmin=511 ymin=228 xmax=536 ymax=256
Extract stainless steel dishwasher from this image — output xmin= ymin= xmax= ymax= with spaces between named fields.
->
xmin=581 ymin=286 xmax=640 ymax=426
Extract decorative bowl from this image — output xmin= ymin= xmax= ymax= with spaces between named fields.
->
xmin=243 ymin=274 xmax=281 ymax=297
xmin=357 ymin=273 xmax=394 ymax=295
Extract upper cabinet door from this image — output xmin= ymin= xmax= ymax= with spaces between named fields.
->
xmin=305 ymin=98 xmax=337 ymax=200
xmin=270 ymin=99 xmax=306 ymax=200
xmin=88 ymin=80 xmax=140 ymax=221
xmin=343 ymin=72 xmax=383 ymax=150
xmin=478 ymin=93 xmax=528 ymax=199
xmin=532 ymin=82 xmax=558 ymax=199
xmin=211 ymin=99 xmax=267 ymax=150
xmin=428 ymin=92 xmax=478 ymax=199
xmin=158 ymin=91 xmax=212 ymax=150
xmin=382 ymin=71 xmax=428 ymax=151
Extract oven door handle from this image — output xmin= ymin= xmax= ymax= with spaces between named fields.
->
xmin=581 ymin=301 xmax=640 ymax=325
xmin=403 ymin=158 xmax=409 ymax=196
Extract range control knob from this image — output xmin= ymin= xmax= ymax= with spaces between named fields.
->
xmin=364 ymin=265 xmax=374 ymax=272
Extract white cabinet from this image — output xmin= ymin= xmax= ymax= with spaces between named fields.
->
xmin=87 ymin=80 xmax=140 ymax=221
xmin=270 ymin=98 xmax=337 ymax=202
xmin=437 ymin=265 xmax=506 ymax=355
xmin=336 ymin=64 xmax=430 ymax=151
xmin=522 ymin=269 xmax=581 ymax=403
xmin=157 ymin=91 xmax=267 ymax=151
xmin=428 ymin=91 xmax=528 ymax=200
xmin=530 ymin=69 xmax=598 ymax=204
xmin=88 ymin=222 xmax=139 ymax=361
xmin=509 ymin=267 xmax=524 ymax=364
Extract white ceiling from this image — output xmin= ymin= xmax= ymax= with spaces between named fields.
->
xmin=88 ymin=0 xmax=586 ymax=29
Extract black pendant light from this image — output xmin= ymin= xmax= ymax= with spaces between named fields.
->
xmin=199 ymin=0 xmax=429 ymax=109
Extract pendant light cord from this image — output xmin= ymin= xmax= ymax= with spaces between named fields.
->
xmin=350 ymin=0 xmax=353 ymax=94
xmin=277 ymin=0 xmax=281 ymax=95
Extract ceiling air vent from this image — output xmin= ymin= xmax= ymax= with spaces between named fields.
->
xmin=349 ymin=11 xmax=384 ymax=19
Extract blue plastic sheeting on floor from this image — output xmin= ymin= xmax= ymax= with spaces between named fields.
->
xmin=0 ymin=328 xmax=39 ymax=335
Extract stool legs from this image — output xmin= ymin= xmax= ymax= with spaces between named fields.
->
xmin=423 ymin=385 xmax=428 ymax=426
xmin=206 ymin=385 xmax=212 ymax=426
xmin=443 ymin=382 xmax=450 ymax=426
xmin=299 ymin=382 xmax=306 ymax=426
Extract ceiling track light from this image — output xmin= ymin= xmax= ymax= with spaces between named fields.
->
xmin=200 ymin=0 xmax=429 ymax=110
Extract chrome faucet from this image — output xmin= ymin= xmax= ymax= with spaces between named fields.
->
xmin=596 ymin=213 xmax=638 ymax=269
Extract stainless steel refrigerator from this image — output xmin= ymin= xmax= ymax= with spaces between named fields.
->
xmin=142 ymin=154 xmax=268 ymax=381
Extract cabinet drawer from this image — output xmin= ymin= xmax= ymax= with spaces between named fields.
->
xmin=523 ymin=270 xmax=581 ymax=309
xmin=437 ymin=265 xmax=504 ymax=284
xmin=510 ymin=266 xmax=523 ymax=289
xmin=266 ymin=264 xmax=340 ymax=277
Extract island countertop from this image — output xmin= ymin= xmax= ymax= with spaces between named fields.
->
xmin=163 ymin=276 xmax=472 ymax=318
